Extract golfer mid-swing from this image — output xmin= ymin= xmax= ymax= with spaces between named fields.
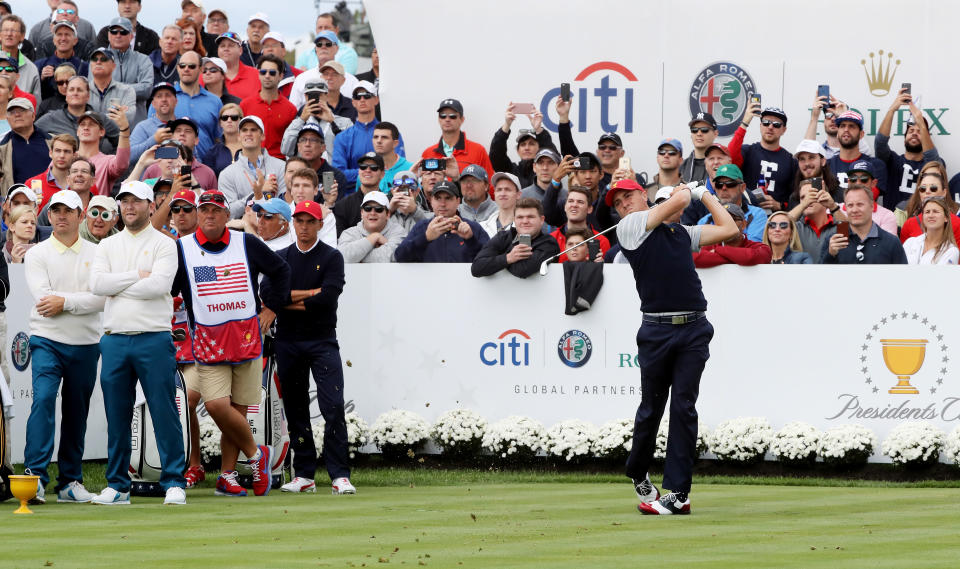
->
xmin=606 ymin=178 xmax=738 ymax=515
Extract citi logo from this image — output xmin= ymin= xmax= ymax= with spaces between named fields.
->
xmin=540 ymin=62 xmax=637 ymax=134
xmin=480 ymin=329 xmax=531 ymax=367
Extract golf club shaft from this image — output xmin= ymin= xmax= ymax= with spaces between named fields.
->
xmin=545 ymin=221 xmax=620 ymax=265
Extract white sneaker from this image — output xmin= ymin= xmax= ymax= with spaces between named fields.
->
xmin=331 ymin=477 xmax=356 ymax=495
xmin=29 ymin=479 xmax=45 ymax=505
xmin=58 ymin=481 xmax=95 ymax=503
xmin=91 ymin=487 xmax=131 ymax=506
xmin=281 ymin=477 xmax=316 ymax=493
xmin=163 ymin=486 xmax=187 ymax=505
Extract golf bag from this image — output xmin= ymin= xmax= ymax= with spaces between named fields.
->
xmin=0 ymin=393 xmax=11 ymax=502
xmin=237 ymin=341 xmax=290 ymax=489
xmin=129 ymin=370 xmax=191 ymax=496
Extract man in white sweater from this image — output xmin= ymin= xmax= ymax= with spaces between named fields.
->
xmin=90 ymin=180 xmax=186 ymax=506
xmin=22 ymin=190 xmax=105 ymax=505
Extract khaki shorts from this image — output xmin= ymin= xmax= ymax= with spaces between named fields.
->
xmin=180 ymin=363 xmax=201 ymax=393
xmin=194 ymin=357 xmax=262 ymax=407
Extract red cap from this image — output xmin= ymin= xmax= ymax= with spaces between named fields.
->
xmin=293 ymin=200 xmax=324 ymax=220
xmin=706 ymin=142 xmax=729 ymax=156
xmin=605 ymin=178 xmax=645 ymax=206
xmin=197 ymin=189 xmax=228 ymax=209
xmin=170 ymin=189 xmax=197 ymax=206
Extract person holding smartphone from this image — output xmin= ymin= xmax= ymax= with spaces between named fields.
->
xmin=821 ymin=185 xmax=907 ymax=264
xmin=488 ymin=101 xmax=557 ymax=189
xmin=470 ymin=198 xmax=559 ymax=279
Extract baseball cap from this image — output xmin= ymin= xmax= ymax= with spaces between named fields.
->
xmin=722 ymin=203 xmax=745 ymax=221
xmin=169 ymin=189 xmax=197 ymax=206
xmin=304 ymin=79 xmax=329 ymax=94
xmin=604 ymin=178 xmax=644 ymax=207
xmin=835 ymin=110 xmax=864 ymax=128
xmin=431 ymin=180 xmax=461 ymax=198
xmin=437 ymin=98 xmax=464 ymax=115
xmin=352 ymin=81 xmax=377 ymax=97
xmin=253 ymin=197 xmax=292 ymax=222
xmin=658 ymin=138 xmax=683 ymax=154
xmin=151 ymin=178 xmax=174 ymax=193
xmin=238 ymin=115 xmax=264 ymax=132
xmin=795 ymin=139 xmax=826 ymax=157
xmin=491 ymin=172 xmax=521 ymax=191
xmin=167 ymin=116 xmax=199 ymax=136
xmin=197 ymin=189 xmax=229 ymax=209
xmin=215 ymin=31 xmax=242 ymax=46
xmin=706 ymin=142 xmax=729 ymax=156
xmin=460 ymin=164 xmax=488 ymax=183
xmin=516 ymin=129 xmax=537 ymax=144
xmin=150 ymin=81 xmax=177 ymax=100
xmin=713 ymin=164 xmax=744 ymax=183
xmin=247 ymin=12 xmax=270 ymax=26
xmin=53 ymin=20 xmax=77 ymax=35
xmin=361 ymin=192 xmax=389 ymax=208
xmin=534 ymin=148 xmax=561 ymax=164
xmin=201 ymin=56 xmax=227 ymax=74
xmin=357 ymin=151 xmax=384 ymax=169
xmin=653 ymin=187 xmax=673 ymax=204
xmin=848 ymin=160 xmax=875 ymax=178
xmin=7 ymin=184 xmax=37 ymax=203
xmin=598 ymin=132 xmax=622 ymax=146
xmin=296 ymin=123 xmax=324 ymax=141
xmin=293 ymin=200 xmax=324 ymax=220
xmin=392 ymin=171 xmax=418 ymax=188
xmin=314 ymin=30 xmax=339 ymax=46
xmin=182 ymin=0 xmax=204 ymax=8
xmin=7 ymin=98 xmax=34 ymax=113
xmin=0 ymin=51 xmax=17 ymax=70
xmin=116 ymin=180 xmax=153 ymax=201
xmin=318 ymin=61 xmax=344 ymax=76
xmin=761 ymin=107 xmax=788 ymax=124
xmin=91 ymin=47 xmax=114 ymax=61
xmin=262 ymin=31 xmax=285 ymax=47
xmin=88 ymin=194 xmax=118 ymax=213
xmin=109 ymin=17 xmax=132 ymax=32
xmin=688 ymin=112 xmax=718 ymax=129
xmin=208 ymin=8 xmax=226 ymax=19
xmin=78 ymin=110 xmax=106 ymax=128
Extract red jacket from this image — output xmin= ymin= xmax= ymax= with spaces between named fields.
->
xmin=550 ymin=225 xmax=610 ymax=263
xmin=422 ymin=131 xmax=494 ymax=195
xmin=240 ymin=92 xmax=297 ymax=160
xmin=692 ymin=236 xmax=772 ymax=267
xmin=900 ymin=212 xmax=960 ymax=245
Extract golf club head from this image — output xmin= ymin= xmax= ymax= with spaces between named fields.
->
xmin=538 ymin=260 xmax=549 ymax=276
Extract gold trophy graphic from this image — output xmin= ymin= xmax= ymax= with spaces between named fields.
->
xmin=880 ymin=339 xmax=926 ymax=394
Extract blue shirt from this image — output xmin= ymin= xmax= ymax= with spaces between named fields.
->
xmin=331 ymin=119 xmax=406 ymax=192
xmin=129 ymin=116 xmax=165 ymax=163
xmin=149 ymin=83 xmax=222 ymax=162
xmin=5 ymin=128 xmax=51 ymax=184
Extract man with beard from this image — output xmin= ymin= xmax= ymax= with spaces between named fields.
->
xmin=728 ymin=104 xmax=798 ymax=211
xmin=786 ymin=139 xmax=842 ymax=209
xmin=825 ymin=111 xmax=887 ymax=198
xmin=804 ymin=91 xmax=872 ymax=159
xmin=875 ymin=87 xmax=944 ymax=211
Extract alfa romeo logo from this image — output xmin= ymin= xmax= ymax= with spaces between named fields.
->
xmin=689 ymin=62 xmax=757 ymax=137
xmin=11 ymin=331 xmax=30 ymax=372
xmin=557 ymin=330 xmax=592 ymax=368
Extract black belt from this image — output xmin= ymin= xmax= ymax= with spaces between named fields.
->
xmin=642 ymin=311 xmax=706 ymax=325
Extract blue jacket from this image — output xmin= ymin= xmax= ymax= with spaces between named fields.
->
xmin=129 ymin=116 xmax=165 ymax=163
xmin=697 ymin=202 xmax=768 ymax=242
xmin=394 ymin=218 xmax=489 ymax=263
xmin=148 ymin=83 xmax=223 ymax=162
xmin=331 ymin=119 xmax=405 ymax=191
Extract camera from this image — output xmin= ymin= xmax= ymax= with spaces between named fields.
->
xmin=423 ymin=158 xmax=446 ymax=171
xmin=573 ymin=156 xmax=592 ymax=170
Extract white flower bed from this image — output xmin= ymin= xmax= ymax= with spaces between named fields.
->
xmin=593 ymin=419 xmax=633 ymax=460
xmin=345 ymin=411 xmax=370 ymax=458
xmin=198 ymin=417 xmax=222 ymax=465
xmin=818 ymin=424 xmax=876 ymax=466
xmin=432 ymin=408 xmax=487 ymax=455
xmin=770 ymin=422 xmax=821 ymax=464
xmin=881 ymin=422 xmax=944 ymax=466
xmin=654 ymin=416 xmax=711 ymax=459
xmin=482 ymin=415 xmax=544 ymax=459
xmin=543 ymin=419 xmax=598 ymax=461
xmin=710 ymin=417 xmax=772 ymax=463
xmin=370 ymin=409 xmax=431 ymax=453
xmin=945 ymin=426 xmax=960 ymax=467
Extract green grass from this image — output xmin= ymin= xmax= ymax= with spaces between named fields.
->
xmin=5 ymin=466 xmax=960 ymax=568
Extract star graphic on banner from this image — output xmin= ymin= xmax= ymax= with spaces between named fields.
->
xmin=415 ymin=348 xmax=445 ymax=379
xmin=456 ymin=381 xmax=479 ymax=407
xmin=860 ymin=355 xmax=867 ymax=363
xmin=930 ymin=325 xmax=938 ymax=332
xmin=922 ymin=318 xmax=928 ymax=325
xmin=941 ymin=368 xmax=948 ymax=375
xmin=872 ymin=387 xmax=879 ymax=393
xmin=937 ymin=334 xmax=944 ymax=341
xmin=890 ymin=313 xmax=898 ymax=320
xmin=862 ymin=344 xmax=869 ymax=351
xmin=937 ymin=378 xmax=944 ymax=385
xmin=930 ymin=387 xmax=937 ymax=394
xmin=865 ymin=377 xmax=872 ymax=384
xmin=943 ymin=355 xmax=950 ymax=363
xmin=901 ymin=311 xmax=908 ymax=319
xmin=941 ymin=345 xmax=949 ymax=352
xmin=377 ymin=325 xmax=406 ymax=355
xmin=861 ymin=367 xmax=868 ymax=374
xmin=912 ymin=313 xmax=919 ymax=320
xmin=880 ymin=318 xmax=888 ymax=325
xmin=866 ymin=333 xmax=873 ymax=340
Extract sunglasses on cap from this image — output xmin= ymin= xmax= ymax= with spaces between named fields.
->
xmin=357 ymin=164 xmax=381 ymax=171
xmin=352 ymin=92 xmax=375 ymax=100
xmin=170 ymin=205 xmax=195 ymax=213
xmin=767 ymin=221 xmax=789 ymax=230
xmin=760 ymin=119 xmax=784 ymax=128
xmin=219 ymin=32 xmax=240 ymax=41
xmin=178 ymin=63 xmax=198 ymax=70
xmin=87 ymin=209 xmax=114 ymax=221
xmin=714 ymin=181 xmax=740 ymax=189
xmin=305 ymin=82 xmax=328 ymax=91
xmin=362 ymin=205 xmax=386 ymax=213
xmin=259 ymin=69 xmax=279 ymax=76
xmin=199 ymin=193 xmax=226 ymax=204
xmin=848 ymin=174 xmax=872 ymax=184
xmin=109 ymin=28 xmax=130 ymax=36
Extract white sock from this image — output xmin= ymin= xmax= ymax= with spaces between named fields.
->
xmin=246 ymin=448 xmax=261 ymax=463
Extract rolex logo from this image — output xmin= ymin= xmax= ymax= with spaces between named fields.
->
xmin=861 ymin=50 xmax=900 ymax=97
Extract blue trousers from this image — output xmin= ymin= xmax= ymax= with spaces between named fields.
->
xmin=275 ymin=337 xmax=350 ymax=481
xmin=625 ymin=318 xmax=713 ymax=494
xmin=23 ymin=337 xmax=99 ymax=491
xmin=100 ymin=332 xmax=185 ymax=491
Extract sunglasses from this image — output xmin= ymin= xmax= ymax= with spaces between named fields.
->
xmin=392 ymin=178 xmax=417 ymax=187
xmin=760 ymin=119 xmax=784 ymax=128
xmin=305 ymin=83 xmax=328 ymax=92
xmin=220 ymin=114 xmax=240 ymax=121
xmin=439 ymin=113 xmax=459 ymax=120
xmin=714 ymin=181 xmax=740 ymax=189
xmin=357 ymin=164 xmax=382 ymax=171
xmin=0 ymin=66 xmax=16 ymax=73
xmin=87 ymin=209 xmax=114 ymax=221
xmin=352 ymin=92 xmax=375 ymax=100
xmin=315 ymin=41 xmax=335 ymax=48
xmin=856 ymin=243 xmax=865 ymax=263
xmin=848 ymin=174 xmax=872 ymax=184
xmin=56 ymin=79 xmax=71 ymax=86
xmin=657 ymin=149 xmax=679 ymax=156
xmin=90 ymin=56 xmax=110 ymax=63
xmin=109 ymin=29 xmax=130 ymax=36
xmin=202 ymin=67 xmax=221 ymax=74
xmin=825 ymin=112 xmax=836 ymax=119
xmin=690 ymin=127 xmax=713 ymax=134
xmin=56 ymin=8 xmax=77 ymax=15
xmin=259 ymin=69 xmax=279 ymax=76
xmin=597 ymin=144 xmax=621 ymax=152
xmin=178 ymin=63 xmax=198 ymax=70
xmin=170 ymin=205 xmax=195 ymax=213
xmin=256 ymin=211 xmax=276 ymax=219
xmin=362 ymin=205 xmax=386 ymax=213
xmin=199 ymin=193 xmax=226 ymax=204
xmin=767 ymin=221 xmax=789 ymax=230
xmin=918 ymin=185 xmax=941 ymax=193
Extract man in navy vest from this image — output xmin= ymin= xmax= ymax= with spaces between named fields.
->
xmin=606 ymin=178 xmax=738 ymax=515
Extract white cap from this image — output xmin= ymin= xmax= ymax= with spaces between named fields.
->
xmin=48 ymin=190 xmax=83 ymax=210
xmin=653 ymin=187 xmax=673 ymax=203
xmin=181 ymin=0 xmax=205 ymax=9
xmin=795 ymin=139 xmax=826 ymax=157
xmin=239 ymin=115 xmax=264 ymax=132
xmin=248 ymin=12 xmax=270 ymax=25
xmin=201 ymin=56 xmax=227 ymax=74
xmin=352 ymin=80 xmax=377 ymax=96
xmin=490 ymin=172 xmax=521 ymax=191
xmin=88 ymin=194 xmax=119 ymax=213
xmin=361 ymin=192 xmax=389 ymax=208
xmin=7 ymin=184 xmax=37 ymax=204
xmin=116 ymin=180 xmax=153 ymax=201
xmin=261 ymin=31 xmax=285 ymax=47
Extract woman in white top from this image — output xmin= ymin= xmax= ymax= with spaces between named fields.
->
xmin=902 ymin=196 xmax=959 ymax=265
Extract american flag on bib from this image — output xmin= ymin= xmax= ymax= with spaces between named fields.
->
xmin=193 ymin=263 xmax=249 ymax=297
xmin=246 ymin=404 xmax=260 ymax=416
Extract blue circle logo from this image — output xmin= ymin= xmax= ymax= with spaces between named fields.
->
xmin=689 ymin=62 xmax=757 ymax=137
xmin=557 ymin=330 xmax=592 ymax=368
xmin=11 ymin=331 xmax=30 ymax=372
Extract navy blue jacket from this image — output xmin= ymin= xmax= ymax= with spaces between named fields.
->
xmin=395 ymin=218 xmax=489 ymax=263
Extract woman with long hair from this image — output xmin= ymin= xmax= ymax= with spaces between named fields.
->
xmin=899 ymin=163 xmax=960 ymax=244
xmin=762 ymin=211 xmax=812 ymax=264
xmin=902 ymin=196 xmax=958 ymax=264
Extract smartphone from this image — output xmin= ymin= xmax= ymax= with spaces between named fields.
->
xmin=587 ymin=239 xmax=600 ymax=261
xmin=512 ymin=103 xmax=536 ymax=115
xmin=750 ymin=93 xmax=761 ymax=114
xmin=573 ymin=156 xmax=592 ymax=170
xmin=817 ymin=84 xmax=831 ymax=109
xmin=322 ymin=171 xmax=335 ymax=194
xmin=810 ymin=177 xmax=823 ymax=190
xmin=619 ymin=157 xmax=631 ymax=171
xmin=836 ymin=221 xmax=850 ymax=237
xmin=902 ymin=82 xmax=911 ymax=95
xmin=422 ymin=158 xmax=446 ymax=171
xmin=306 ymin=92 xmax=322 ymax=105
xmin=108 ymin=97 xmax=121 ymax=111
xmin=560 ymin=83 xmax=571 ymax=103
xmin=179 ymin=164 xmax=191 ymax=177
xmin=518 ymin=234 xmax=532 ymax=247
xmin=156 ymin=146 xmax=180 ymax=160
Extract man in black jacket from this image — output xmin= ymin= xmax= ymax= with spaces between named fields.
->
xmin=489 ymin=102 xmax=557 ymax=189
xmin=471 ymin=198 xmax=559 ymax=279
xmin=95 ymin=0 xmax=159 ymax=56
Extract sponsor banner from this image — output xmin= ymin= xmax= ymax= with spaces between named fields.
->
xmin=368 ymin=0 xmax=955 ymax=195
xmin=8 ymin=264 xmax=960 ymax=463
